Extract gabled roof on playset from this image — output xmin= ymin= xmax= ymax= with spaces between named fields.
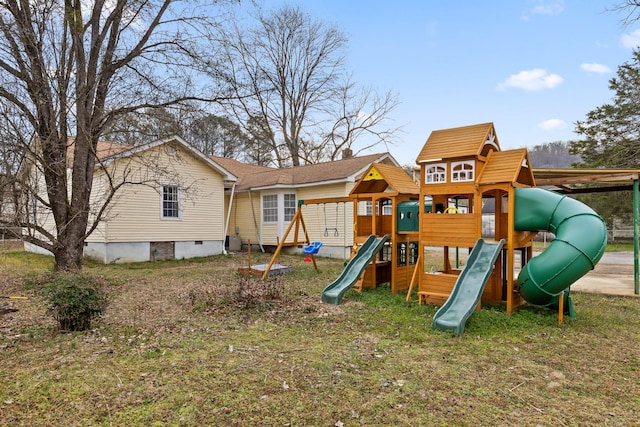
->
xmin=350 ymin=162 xmax=419 ymax=196
xmin=477 ymin=148 xmax=536 ymax=187
xmin=415 ymin=122 xmax=500 ymax=163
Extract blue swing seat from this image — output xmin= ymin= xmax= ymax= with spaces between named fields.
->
xmin=303 ymin=241 xmax=323 ymax=255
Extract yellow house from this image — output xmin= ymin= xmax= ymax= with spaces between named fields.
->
xmin=25 ymin=136 xmax=238 ymax=263
xmin=24 ymin=135 xmax=403 ymax=263
xmin=213 ymin=152 xmax=401 ymax=258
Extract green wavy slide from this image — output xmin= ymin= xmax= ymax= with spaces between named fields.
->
xmin=432 ymin=239 xmax=505 ymax=335
xmin=322 ymin=234 xmax=390 ymax=304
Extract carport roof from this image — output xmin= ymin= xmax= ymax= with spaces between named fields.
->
xmin=533 ymin=168 xmax=640 ymax=194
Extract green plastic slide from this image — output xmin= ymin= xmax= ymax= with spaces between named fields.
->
xmin=322 ymin=234 xmax=390 ymax=304
xmin=432 ymin=239 xmax=506 ymax=335
xmin=514 ymin=187 xmax=607 ymax=308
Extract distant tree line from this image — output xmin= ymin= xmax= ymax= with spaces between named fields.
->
xmin=528 ymin=142 xmax=581 ymax=168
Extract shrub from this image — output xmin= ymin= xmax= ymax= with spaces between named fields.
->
xmin=41 ymin=273 xmax=108 ymax=332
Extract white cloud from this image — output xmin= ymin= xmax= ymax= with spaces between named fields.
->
xmin=529 ymin=1 xmax=564 ymax=16
xmin=497 ymin=69 xmax=563 ymax=91
xmin=621 ymin=29 xmax=640 ymax=48
xmin=580 ymin=63 xmax=611 ymax=74
xmin=522 ymin=0 xmax=564 ymax=20
xmin=538 ymin=119 xmax=567 ymax=131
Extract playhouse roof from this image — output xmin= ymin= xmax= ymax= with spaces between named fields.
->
xmin=415 ymin=122 xmax=500 ymax=163
xmin=350 ymin=162 xmax=419 ymax=197
xmin=477 ymin=148 xmax=535 ymax=187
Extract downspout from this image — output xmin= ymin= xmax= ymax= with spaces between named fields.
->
xmin=222 ymin=182 xmax=236 ymax=255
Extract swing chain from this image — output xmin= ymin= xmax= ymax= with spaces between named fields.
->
xmin=322 ymin=203 xmax=340 ymax=237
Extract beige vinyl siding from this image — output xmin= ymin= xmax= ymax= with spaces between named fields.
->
xmin=227 ymin=192 xmax=261 ymax=245
xmin=261 ymin=223 xmax=279 ymax=245
xmin=28 ymin=166 xmax=57 ymax=244
xmin=85 ymin=169 xmax=109 ymax=243
xmin=25 ymin=161 xmax=107 ymax=246
xmin=102 ymin=145 xmax=225 ymax=242
xmin=228 ymin=181 xmax=360 ymax=248
xmin=297 ymin=183 xmax=354 ymax=247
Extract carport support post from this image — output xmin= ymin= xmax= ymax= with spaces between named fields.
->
xmin=634 ymin=178 xmax=639 ymax=295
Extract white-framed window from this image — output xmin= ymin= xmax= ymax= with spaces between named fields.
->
xmin=262 ymin=194 xmax=278 ymax=223
xmin=425 ymin=163 xmax=446 ymax=184
xmin=161 ymin=185 xmax=180 ymax=219
xmin=363 ymin=200 xmax=392 ymax=215
xmin=451 ymin=161 xmax=474 ymax=182
xmin=284 ymin=193 xmax=296 ymax=221
xmin=382 ymin=199 xmax=392 ymax=215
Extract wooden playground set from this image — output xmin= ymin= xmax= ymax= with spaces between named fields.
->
xmin=257 ymin=123 xmax=607 ymax=332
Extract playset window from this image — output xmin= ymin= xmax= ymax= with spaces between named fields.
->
xmin=381 ymin=243 xmax=392 ymax=262
xmin=363 ymin=200 xmax=392 ymax=216
xmin=409 ymin=241 xmax=419 ymax=265
xmin=451 ymin=161 xmax=474 ymax=182
xmin=424 ymin=163 xmax=446 ymax=184
xmin=397 ymin=242 xmax=407 ymax=266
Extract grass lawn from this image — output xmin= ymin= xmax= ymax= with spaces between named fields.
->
xmin=1 ymin=242 xmax=639 ymax=426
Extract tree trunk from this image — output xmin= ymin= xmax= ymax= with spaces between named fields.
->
xmin=53 ymin=246 xmax=83 ymax=271
xmin=53 ymin=217 xmax=88 ymax=271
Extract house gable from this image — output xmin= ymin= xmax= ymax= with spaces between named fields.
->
xmin=89 ymin=139 xmax=231 ymax=244
xmin=107 ymin=136 xmax=237 ymax=183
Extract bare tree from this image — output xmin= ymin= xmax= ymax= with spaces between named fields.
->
xmin=241 ymin=115 xmax=274 ymax=166
xmin=215 ymin=4 xmax=399 ymax=167
xmin=103 ymin=106 xmax=189 ymax=146
xmin=609 ymin=1 xmax=640 ymax=26
xmin=0 ymin=0 xmax=231 ymax=270
xmin=321 ymin=81 xmax=401 ymax=162
xmin=183 ymin=114 xmax=248 ymax=158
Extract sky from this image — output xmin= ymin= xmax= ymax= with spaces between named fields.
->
xmin=257 ymin=0 xmax=640 ymax=166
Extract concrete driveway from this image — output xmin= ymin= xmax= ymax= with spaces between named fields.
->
xmin=571 ymin=252 xmax=639 ymax=297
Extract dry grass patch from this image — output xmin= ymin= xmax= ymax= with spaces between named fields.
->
xmin=1 ymin=247 xmax=639 ymax=426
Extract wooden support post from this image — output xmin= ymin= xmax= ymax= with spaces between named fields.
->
xmin=406 ymin=251 xmax=422 ymax=302
xmin=247 ymin=239 xmax=251 ymax=269
xmin=262 ymin=209 xmax=306 ymax=280
xmin=558 ymin=292 xmax=564 ymax=325
xmin=506 ymin=187 xmax=516 ymax=314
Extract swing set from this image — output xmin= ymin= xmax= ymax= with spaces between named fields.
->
xmin=260 ymin=196 xmax=350 ymax=279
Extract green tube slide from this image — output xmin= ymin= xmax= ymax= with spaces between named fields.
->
xmin=514 ymin=187 xmax=607 ymax=308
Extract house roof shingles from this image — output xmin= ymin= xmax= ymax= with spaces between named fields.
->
xmin=66 ymin=139 xmax=133 ymax=167
xmin=211 ymin=153 xmax=394 ymax=191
